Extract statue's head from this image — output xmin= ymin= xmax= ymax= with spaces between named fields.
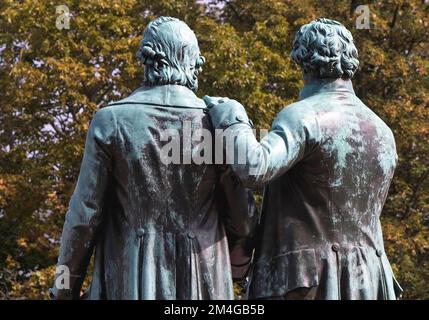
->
xmin=137 ymin=16 xmax=205 ymax=92
xmin=291 ymin=18 xmax=359 ymax=81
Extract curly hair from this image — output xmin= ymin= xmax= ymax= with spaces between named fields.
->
xmin=137 ymin=16 xmax=205 ymax=91
xmin=291 ymin=18 xmax=359 ymax=79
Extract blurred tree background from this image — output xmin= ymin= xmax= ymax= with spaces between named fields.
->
xmin=0 ymin=0 xmax=428 ymax=299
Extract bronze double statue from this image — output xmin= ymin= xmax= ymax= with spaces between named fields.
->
xmin=51 ymin=17 xmax=402 ymax=300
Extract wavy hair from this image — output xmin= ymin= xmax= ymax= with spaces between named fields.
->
xmin=137 ymin=17 xmax=205 ymax=91
xmin=291 ymin=18 xmax=359 ymax=79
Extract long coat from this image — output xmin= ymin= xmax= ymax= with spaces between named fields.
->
xmin=52 ymin=85 xmax=256 ymax=300
xmin=208 ymin=78 xmax=403 ymax=299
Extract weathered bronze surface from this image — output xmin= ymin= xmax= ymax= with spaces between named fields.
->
xmin=51 ymin=17 xmax=256 ymax=300
xmin=205 ymin=18 xmax=403 ymax=300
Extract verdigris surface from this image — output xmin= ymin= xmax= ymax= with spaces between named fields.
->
xmin=51 ymin=17 xmax=256 ymax=300
xmin=205 ymin=18 xmax=403 ymax=300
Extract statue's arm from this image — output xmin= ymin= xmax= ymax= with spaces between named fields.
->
xmin=205 ymin=97 xmax=315 ymax=189
xmin=216 ymin=166 xmax=258 ymax=281
xmin=51 ymin=108 xmax=116 ymax=300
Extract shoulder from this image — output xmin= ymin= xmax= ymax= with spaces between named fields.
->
xmin=88 ymin=107 xmax=118 ymax=143
xmin=92 ymin=105 xmax=117 ymax=125
xmin=96 ymin=99 xmax=147 ymax=122
xmin=271 ymin=100 xmax=321 ymax=144
xmin=274 ymin=100 xmax=316 ymax=129
xmin=354 ymin=97 xmax=396 ymax=141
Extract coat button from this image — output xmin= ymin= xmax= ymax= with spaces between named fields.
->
xmin=187 ymin=231 xmax=196 ymax=239
xmin=332 ymin=243 xmax=340 ymax=252
xmin=376 ymin=249 xmax=383 ymax=257
xmin=136 ymin=228 xmax=145 ymax=237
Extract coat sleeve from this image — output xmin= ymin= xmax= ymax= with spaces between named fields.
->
xmin=216 ymin=166 xmax=258 ymax=281
xmin=51 ymin=107 xmax=116 ymax=299
xmin=209 ymin=99 xmax=319 ymax=189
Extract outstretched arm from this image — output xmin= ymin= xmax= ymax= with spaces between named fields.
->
xmin=204 ymin=96 xmax=318 ymax=189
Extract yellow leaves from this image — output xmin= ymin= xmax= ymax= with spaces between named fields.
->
xmin=0 ymin=178 xmax=10 ymax=204
xmin=8 ymin=265 xmax=56 ymax=300
xmin=5 ymin=255 xmax=18 ymax=270
xmin=0 ymin=174 xmax=20 ymax=208
xmin=16 ymin=238 xmax=28 ymax=250
xmin=47 ymin=191 xmax=57 ymax=202
xmin=362 ymin=42 xmax=386 ymax=67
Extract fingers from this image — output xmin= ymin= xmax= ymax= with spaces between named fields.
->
xmin=202 ymin=95 xmax=216 ymax=107
xmin=203 ymin=95 xmax=230 ymax=108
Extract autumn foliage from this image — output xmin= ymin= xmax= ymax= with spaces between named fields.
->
xmin=0 ymin=0 xmax=428 ymax=299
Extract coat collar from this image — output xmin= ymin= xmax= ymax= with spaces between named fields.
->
xmin=111 ymin=85 xmax=206 ymax=109
xmin=299 ymin=78 xmax=355 ymax=100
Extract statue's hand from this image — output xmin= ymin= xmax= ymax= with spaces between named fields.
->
xmin=203 ymin=95 xmax=231 ymax=108
xmin=203 ymin=95 xmax=252 ymax=130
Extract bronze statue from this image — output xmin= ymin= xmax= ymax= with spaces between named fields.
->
xmin=51 ymin=16 xmax=256 ymax=300
xmin=204 ymin=18 xmax=403 ymax=300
